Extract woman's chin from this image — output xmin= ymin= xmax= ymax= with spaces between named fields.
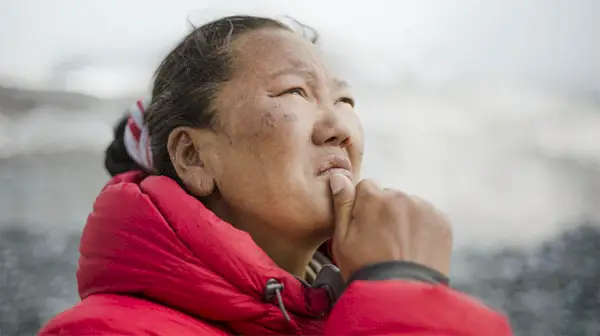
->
xmin=271 ymin=189 xmax=335 ymax=239
xmin=281 ymin=206 xmax=333 ymax=240
xmin=305 ymin=202 xmax=336 ymax=237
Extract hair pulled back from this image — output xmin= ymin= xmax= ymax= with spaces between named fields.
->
xmin=105 ymin=15 xmax=318 ymax=179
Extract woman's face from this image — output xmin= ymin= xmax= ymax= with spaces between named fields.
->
xmin=188 ymin=28 xmax=363 ymax=240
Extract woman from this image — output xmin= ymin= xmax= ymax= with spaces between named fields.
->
xmin=39 ymin=15 xmax=511 ymax=335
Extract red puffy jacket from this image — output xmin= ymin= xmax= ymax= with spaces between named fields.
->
xmin=39 ymin=171 xmax=512 ymax=335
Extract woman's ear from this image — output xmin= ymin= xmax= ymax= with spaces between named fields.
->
xmin=167 ymin=127 xmax=215 ymax=197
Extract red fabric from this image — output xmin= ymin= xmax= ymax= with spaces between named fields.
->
xmin=136 ymin=99 xmax=146 ymax=115
xmin=126 ymin=117 xmax=141 ymax=143
xmin=39 ymin=171 xmax=512 ymax=336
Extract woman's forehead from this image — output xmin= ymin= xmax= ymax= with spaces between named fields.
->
xmin=233 ymin=29 xmax=322 ymax=74
xmin=231 ymin=28 xmax=347 ymax=86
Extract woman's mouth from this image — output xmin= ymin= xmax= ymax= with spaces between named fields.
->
xmin=317 ymin=155 xmax=353 ymax=180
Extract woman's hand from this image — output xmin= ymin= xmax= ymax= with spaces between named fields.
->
xmin=329 ymin=173 xmax=453 ymax=282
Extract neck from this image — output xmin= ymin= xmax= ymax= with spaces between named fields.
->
xmin=205 ymin=197 xmax=322 ymax=279
xmin=250 ymin=232 xmax=319 ymax=279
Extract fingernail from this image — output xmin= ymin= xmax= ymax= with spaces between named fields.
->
xmin=329 ymin=173 xmax=346 ymax=195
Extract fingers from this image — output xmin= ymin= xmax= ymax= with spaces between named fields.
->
xmin=329 ymin=173 xmax=356 ymax=238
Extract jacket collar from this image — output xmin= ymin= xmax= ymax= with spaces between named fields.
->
xmin=77 ymin=171 xmax=338 ymax=335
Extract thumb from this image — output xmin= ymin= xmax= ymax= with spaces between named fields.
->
xmin=329 ymin=173 xmax=356 ymax=237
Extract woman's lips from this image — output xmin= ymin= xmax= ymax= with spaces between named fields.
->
xmin=318 ymin=155 xmax=353 ymax=180
xmin=319 ymin=167 xmax=353 ymax=180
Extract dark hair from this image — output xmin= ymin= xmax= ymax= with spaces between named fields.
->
xmin=104 ymin=15 xmax=318 ymax=179
xmin=104 ymin=114 xmax=142 ymax=176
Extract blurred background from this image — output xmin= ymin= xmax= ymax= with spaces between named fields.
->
xmin=1 ymin=0 xmax=599 ymax=335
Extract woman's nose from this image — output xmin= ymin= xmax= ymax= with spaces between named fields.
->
xmin=312 ymin=111 xmax=351 ymax=148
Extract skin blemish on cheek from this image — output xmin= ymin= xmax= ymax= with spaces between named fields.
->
xmin=282 ymin=112 xmax=298 ymax=123
xmin=251 ymin=110 xmax=297 ymax=139
xmin=261 ymin=111 xmax=277 ymax=128
xmin=269 ymin=102 xmax=298 ymax=123
xmin=249 ymin=111 xmax=277 ymax=139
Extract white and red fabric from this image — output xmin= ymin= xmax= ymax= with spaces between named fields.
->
xmin=123 ymin=98 xmax=153 ymax=171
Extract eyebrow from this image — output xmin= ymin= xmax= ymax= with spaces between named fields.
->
xmin=270 ymin=67 xmax=350 ymax=90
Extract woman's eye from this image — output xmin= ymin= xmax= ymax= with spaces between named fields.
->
xmin=282 ymin=87 xmax=308 ymax=98
xmin=336 ymin=97 xmax=355 ymax=107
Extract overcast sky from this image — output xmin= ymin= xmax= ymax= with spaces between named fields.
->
xmin=0 ymin=0 xmax=599 ymax=97
xmin=1 ymin=0 xmax=599 ymax=247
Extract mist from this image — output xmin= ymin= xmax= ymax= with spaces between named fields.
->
xmin=2 ymin=0 xmax=599 ymax=247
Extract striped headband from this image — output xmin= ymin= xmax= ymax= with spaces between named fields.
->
xmin=123 ymin=98 xmax=153 ymax=171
